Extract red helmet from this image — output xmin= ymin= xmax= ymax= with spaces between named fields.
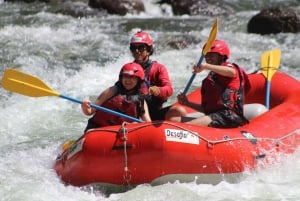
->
xmin=130 ymin=31 xmax=153 ymax=46
xmin=119 ymin=62 xmax=145 ymax=80
xmin=205 ymin=40 xmax=230 ymax=59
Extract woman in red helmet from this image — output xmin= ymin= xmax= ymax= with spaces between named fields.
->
xmin=177 ymin=40 xmax=250 ymax=128
xmin=130 ymin=31 xmax=186 ymax=120
xmin=81 ymin=62 xmax=151 ymax=132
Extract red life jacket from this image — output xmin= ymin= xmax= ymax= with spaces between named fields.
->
xmin=201 ymin=62 xmax=249 ymax=115
xmin=141 ymin=60 xmax=172 ymax=111
xmin=90 ymin=82 xmax=146 ymax=126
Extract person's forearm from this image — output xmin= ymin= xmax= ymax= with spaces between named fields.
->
xmin=203 ymin=63 xmax=235 ymax=77
xmin=185 ymin=101 xmax=203 ymax=112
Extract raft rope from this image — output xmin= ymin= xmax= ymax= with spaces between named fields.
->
xmin=120 ymin=121 xmax=131 ymax=185
xmin=115 ymin=121 xmax=300 ymax=147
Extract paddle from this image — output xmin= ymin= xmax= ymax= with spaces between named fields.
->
xmin=260 ymin=49 xmax=281 ymax=110
xmin=182 ymin=18 xmax=219 ymax=95
xmin=1 ymin=68 xmax=143 ymax=123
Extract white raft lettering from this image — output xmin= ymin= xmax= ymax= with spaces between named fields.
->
xmin=67 ymin=138 xmax=85 ymax=160
xmin=164 ymin=129 xmax=199 ymax=144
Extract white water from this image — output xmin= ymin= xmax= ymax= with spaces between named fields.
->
xmin=1 ymin=1 xmax=300 ymax=200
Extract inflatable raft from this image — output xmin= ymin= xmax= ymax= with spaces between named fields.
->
xmin=53 ymin=72 xmax=300 ymax=191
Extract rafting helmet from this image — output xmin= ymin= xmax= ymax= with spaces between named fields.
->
xmin=119 ymin=62 xmax=145 ymax=80
xmin=130 ymin=31 xmax=154 ymax=55
xmin=205 ymin=40 xmax=230 ymax=60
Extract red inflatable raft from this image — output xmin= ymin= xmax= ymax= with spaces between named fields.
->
xmin=53 ymin=72 xmax=300 ymax=191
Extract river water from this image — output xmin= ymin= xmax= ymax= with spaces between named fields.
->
xmin=1 ymin=1 xmax=300 ymax=200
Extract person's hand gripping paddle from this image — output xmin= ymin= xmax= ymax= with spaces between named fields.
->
xmin=182 ymin=18 xmax=219 ymax=95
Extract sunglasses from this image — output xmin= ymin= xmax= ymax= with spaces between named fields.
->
xmin=130 ymin=44 xmax=147 ymax=52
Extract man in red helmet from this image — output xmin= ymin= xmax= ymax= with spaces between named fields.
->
xmin=130 ymin=31 xmax=186 ymax=120
xmin=81 ymin=62 xmax=151 ymax=132
xmin=177 ymin=40 xmax=250 ymax=128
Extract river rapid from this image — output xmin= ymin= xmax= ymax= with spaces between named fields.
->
xmin=1 ymin=1 xmax=300 ymax=200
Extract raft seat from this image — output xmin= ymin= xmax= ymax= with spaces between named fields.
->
xmin=186 ymin=103 xmax=267 ymax=121
xmin=243 ymin=103 xmax=267 ymax=120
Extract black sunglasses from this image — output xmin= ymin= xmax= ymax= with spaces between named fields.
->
xmin=130 ymin=44 xmax=147 ymax=52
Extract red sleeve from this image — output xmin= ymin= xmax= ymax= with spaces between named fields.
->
xmin=216 ymin=62 xmax=239 ymax=90
xmin=148 ymin=62 xmax=173 ymax=99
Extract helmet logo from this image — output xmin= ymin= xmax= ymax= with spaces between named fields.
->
xmin=130 ymin=31 xmax=153 ymax=47
xmin=120 ymin=62 xmax=145 ymax=80
xmin=122 ymin=69 xmax=136 ymax=75
xmin=131 ymin=35 xmax=143 ymax=43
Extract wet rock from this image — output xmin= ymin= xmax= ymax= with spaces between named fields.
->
xmin=58 ymin=2 xmax=103 ymax=17
xmin=166 ymin=35 xmax=201 ymax=50
xmin=156 ymin=0 xmax=234 ymax=16
xmin=247 ymin=7 xmax=300 ymax=34
xmin=88 ymin=0 xmax=145 ymax=16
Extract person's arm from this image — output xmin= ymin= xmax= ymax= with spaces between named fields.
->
xmin=140 ymin=101 xmax=151 ymax=122
xmin=195 ymin=63 xmax=236 ymax=78
xmin=81 ymin=86 xmax=117 ymax=116
xmin=177 ymin=93 xmax=204 ymax=112
xmin=149 ymin=64 xmax=173 ymax=99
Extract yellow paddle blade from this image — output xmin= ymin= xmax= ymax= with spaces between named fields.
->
xmin=202 ymin=18 xmax=219 ymax=55
xmin=1 ymin=68 xmax=60 ymax=97
xmin=261 ymin=49 xmax=281 ymax=81
xmin=1 ymin=68 xmax=143 ymax=122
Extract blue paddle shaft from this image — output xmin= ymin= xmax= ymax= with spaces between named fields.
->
xmin=265 ymin=80 xmax=271 ymax=110
xmin=182 ymin=55 xmax=205 ymax=95
xmin=59 ymin=94 xmax=143 ymax=123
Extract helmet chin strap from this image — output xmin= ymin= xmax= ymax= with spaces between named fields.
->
xmin=140 ymin=59 xmax=152 ymax=69
xmin=135 ymin=55 xmax=151 ymax=69
xmin=216 ymin=55 xmax=226 ymax=65
xmin=220 ymin=55 xmax=227 ymax=63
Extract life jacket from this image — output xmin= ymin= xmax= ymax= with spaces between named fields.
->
xmin=90 ymin=81 xmax=146 ymax=127
xmin=141 ymin=60 xmax=168 ymax=110
xmin=201 ymin=62 xmax=249 ymax=115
